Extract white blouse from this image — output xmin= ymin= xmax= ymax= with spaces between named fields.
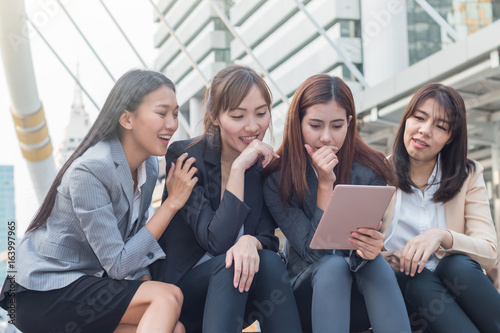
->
xmin=384 ymin=160 xmax=448 ymax=271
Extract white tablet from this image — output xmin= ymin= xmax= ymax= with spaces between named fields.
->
xmin=309 ymin=185 xmax=395 ymax=250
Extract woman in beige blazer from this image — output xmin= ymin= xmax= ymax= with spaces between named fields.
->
xmin=381 ymin=83 xmax=499 ymax=333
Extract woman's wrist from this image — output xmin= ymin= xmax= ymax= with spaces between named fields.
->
xmin=242 ymin=235 xmax=263 ymax=250
xmin=317 ymin=180 xmax=334 ymax=192
xmin=230 ymin=161 xmax=247 ymax=174
xmin=163 ymin=196 xmax=182 ymax=212
xmin=439 ymin=228 xmax=453 ymax=250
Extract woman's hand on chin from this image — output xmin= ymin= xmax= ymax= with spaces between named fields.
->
xmin=232 ymin=139 xmax=279 ymax=172
xmin=304 ymin=144 xmax=338 ymax=185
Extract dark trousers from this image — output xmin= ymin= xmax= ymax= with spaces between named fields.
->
xmin=397 ymin=254 xmax=500 ymax=333
xmin=177 ymin=249 xmax=302 ymax=333
xmin=292 ymin=254 xmax=411 ymax=333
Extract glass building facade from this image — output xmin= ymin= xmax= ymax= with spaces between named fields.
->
xmin=407 ymin=0 xmax=500 ymax=65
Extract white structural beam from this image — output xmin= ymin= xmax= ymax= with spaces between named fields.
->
xmin=148 ymin=0 xmax=207 ymax=137
xmin=148 ymin=0 xmax=210 ymax=89
xmin=292 ymin=0 xmax=370 ymax=88
xmin=207 ymin=0 xmax=290 ymax=106
xmin=0 ymin=0 xmax=57 ymax=203
xmin=414 ymin=0 xmax=462 ymax=42
xmin=27 ymin=19 xmax=101 ymax=112
xmin=493 ymin=122 xmax=500 ymax=264
xmin=98 ymin=0 xmax=148 ymax=67
xmin=56 ymin=0 xmax=116 ymax=82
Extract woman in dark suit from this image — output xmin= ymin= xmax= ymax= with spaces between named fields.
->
xmin=263 ymin=74 xmax=411 ymax=333
xmin=150 ymin=65 xmax=301 ymax=333
xmin=0 ymin=69 xmax=196 ymax=333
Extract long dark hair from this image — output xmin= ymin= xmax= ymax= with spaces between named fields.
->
xmin=266 ymin=74 xmax=394 ymax=205
xmin=27 ymin=69 xmax=175 ymax=232
xmin=392 ymin=83 xmax=474 ymax=203
xmin=201 ymin=65 xmax=273 ymax=138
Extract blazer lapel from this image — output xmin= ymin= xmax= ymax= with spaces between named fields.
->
xmin=242 ymin=167 xmax=261 ymax=235
xmin=303 ymin=162 xmax=319 ymax=219
xmin=110 ymin=138 xmax=134 ymax=230
xmin=132 ymin=157 xmax=155 ymax=236
xmin=204 ymin=134 xmax=223 ymax=209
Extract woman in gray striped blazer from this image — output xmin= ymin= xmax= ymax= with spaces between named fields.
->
xmin=0 ymin=69 xmax=197 ymax=333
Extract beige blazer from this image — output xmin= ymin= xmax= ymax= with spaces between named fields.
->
xmin=381 ymin=160 xmax=498 ymax=269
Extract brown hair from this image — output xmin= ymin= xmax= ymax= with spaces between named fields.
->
xmin=266 ymin=74 xmax=394 ymax=205
xmin=202 ymin=65 xmax=272 ymax=137
xmin=392 ymin=83 xmax=474 ymax=203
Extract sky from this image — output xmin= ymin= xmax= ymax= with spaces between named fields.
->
xmin=0 ymin=0 xmax=159 ymax=235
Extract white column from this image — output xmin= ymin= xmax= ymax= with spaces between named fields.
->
xmin=189 ymin=97 xmax=205 ymax=137
xmin=361 ymin=0 xmax=409 ymax=86
xmin=492 ymin=122 xmax=500 ymax=262
xmin=0 ymin=0 xmax=57 ymax=203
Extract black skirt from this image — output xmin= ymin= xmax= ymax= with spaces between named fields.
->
xmin=0 ymin=275 xmax=144 ymax=333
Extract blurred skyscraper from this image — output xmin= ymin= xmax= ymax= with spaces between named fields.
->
xmin=56 ymin=69 xmax=91 ymax=169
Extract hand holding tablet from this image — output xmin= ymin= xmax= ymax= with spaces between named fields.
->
xmin=310 ymin=185 xmax=395 ymax=250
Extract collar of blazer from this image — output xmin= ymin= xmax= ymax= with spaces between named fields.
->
xmin=109 ymin=137 xmax=135 ymax=225
xmin=303 ymin=161 xmax=319 ymax=218
xmin=203 ymin=132 xmax=223 ymax=168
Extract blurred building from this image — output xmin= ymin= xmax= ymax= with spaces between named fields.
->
xmin=153 ymin=0 xmax=500 ymax=150
xmin=55 ymin=72 xmax=91 ymax=169
xmin=152 ymin=0 xmax=500 ymax=285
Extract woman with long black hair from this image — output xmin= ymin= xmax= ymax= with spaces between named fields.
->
xmin=0 ymin=69 xmax=196 ymax=333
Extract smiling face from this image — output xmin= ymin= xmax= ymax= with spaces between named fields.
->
xmin=213 ymin=84 xmax=270 ymax=161
xmin=403 ymin=98 xmax=452 ymax=166
xmin=124 ymin=84 xmax=179 ymax=158
xmin=300 ymin=99 xmax=351 ymax=153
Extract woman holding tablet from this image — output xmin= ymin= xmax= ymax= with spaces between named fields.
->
xmin=150 ymin=65 xmax=301 ymax=333
xmin=0 ymin=69 xmax=195 ymax=332
xmin=263 ymin=74 xmax=410 ymax=333
xmin=381 ymin=83 xmax=500 ymax=332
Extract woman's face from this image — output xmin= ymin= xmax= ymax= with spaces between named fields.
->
xmin=126 ymin=85 xmax=179 ymax=157
xmin=214 ymin=84 xmax=270 ymax=158
xmin=403 ymin=98 xmax=452 ymax=166
xmin=301 ymin=99 xmax=351 ymax=153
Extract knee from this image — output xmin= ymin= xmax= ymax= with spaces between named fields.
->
xmin=404 ymin=274 xmax=436 ymax=306
xmin=259 ymin=250 xmax=286 ymax=272
xmin=173 ymin=321 xmax=185 ymax=333
xmin=435 ymin=254 xmax=479 ymax=281
xmin=253 ymin=250 xmax=288 ymax=283
xmin=155 ymin=283 xmax=183 ymax=309
xmin=312 ymin=255 xmax=349 ymax=288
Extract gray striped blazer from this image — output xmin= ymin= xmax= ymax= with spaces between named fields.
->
xmin=17 ymin=138 xmax=165 ymax=291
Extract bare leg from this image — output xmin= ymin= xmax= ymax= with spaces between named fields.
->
xmin=173 ymin=322 xmax=185 ymax=333
xmin=114 ymin=324 xmax=137 ymax=333
xmin=119 ymin=281 xmax=183 ymax=333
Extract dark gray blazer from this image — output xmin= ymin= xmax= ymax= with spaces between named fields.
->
xmin=263 ymin=160 xmax=385 ymax=279
xmin=150 ymin=134 xmax=279 ymax=285
xmin=17 ymin=138 xmax=165 ymax=291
